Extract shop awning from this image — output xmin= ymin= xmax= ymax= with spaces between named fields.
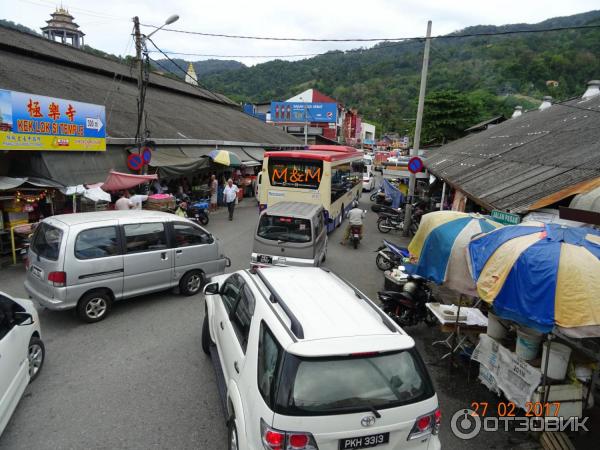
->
xmin=0 ymin=176 xmax=65 ymax=191
xmin=102 ymin=170 xmax=158 ymax=192
xmin=148 ymin=146 xmax=210 ymax=177
xmin=30 ymin=146 xmax=129 ymax=186
xmin=241 ymin=147 xmax=265 ymax=162
xmin=0 ymin=177 xmax=27 ymax=191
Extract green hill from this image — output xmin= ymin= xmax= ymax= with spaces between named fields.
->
xmin=193 ymin=10 xmax=600 ymax=140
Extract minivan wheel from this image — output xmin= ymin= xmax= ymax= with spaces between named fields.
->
xmin=28 ymin=336 xmax=45 ymax=381
xmin=228 ymin=416 xmax=239 ymax=450
xmin=180 ymin=271 xmax=205 ymax=296
xmin=77 ymin=292 xmax=112 ymax=323
xmin=201 ymin=315 xmax=213 ymax=355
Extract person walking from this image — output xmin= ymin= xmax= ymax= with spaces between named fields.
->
xmin=209 ymin=174 xmax=218 ymax=212
xmin=223 ymin=178 xmax=239 ymax=221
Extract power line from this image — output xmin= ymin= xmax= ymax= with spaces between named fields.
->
xmin=148 ymin=40 xmax=423 ymax=60
xmin=139 ymin=23 xmax=600 ymax=42
xmin=148 ymin=50 xmax=324 ymax=59
xmin=146 ymin=37 xmax=226 ymax=104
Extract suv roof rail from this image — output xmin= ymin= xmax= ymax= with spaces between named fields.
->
xmin=324 ymin=269 xmax=399 ymax=334
xmin=255 ymin=269 xmax=305 ymax=339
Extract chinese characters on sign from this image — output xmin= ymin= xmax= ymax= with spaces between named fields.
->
xmin=0 ymin=89 xmax=105 ymax=151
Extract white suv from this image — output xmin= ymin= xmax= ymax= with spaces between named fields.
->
xmin=202 ymin=267 xmax=440 ymax=450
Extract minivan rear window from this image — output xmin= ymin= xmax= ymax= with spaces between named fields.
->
xmin=31 ymin=222 xmax=63 ymax=261
xmin=274 ymin=350 xmax=434 ymax=416
xmin=257 ymin=215 xmax=311 ymax=243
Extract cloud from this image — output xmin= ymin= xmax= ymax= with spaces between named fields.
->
xmin=5 ymin=0 xmax=599 ymax=66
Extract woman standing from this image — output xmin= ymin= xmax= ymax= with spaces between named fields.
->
xmin=209 ymin=174 xmax=218 ymax=212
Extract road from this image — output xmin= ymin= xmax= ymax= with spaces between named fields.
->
xmin=0 ymin=196 xmax=539 ymax=450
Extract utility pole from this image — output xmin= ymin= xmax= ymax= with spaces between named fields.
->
xmin=403 ymin=20 xmax=432 ymax=236
xmin=133 ymin=16 xmax=144 ymax=162
xmin=304 ymin=103 xmax=308 ymax=145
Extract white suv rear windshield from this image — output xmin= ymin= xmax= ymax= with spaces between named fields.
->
xmin=274 ymin=350 xmax=434 ymax=416
xmin=257 ymin=215 xmax=311 ymax=243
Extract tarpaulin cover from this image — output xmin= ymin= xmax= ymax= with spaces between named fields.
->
xmin=406 ymin=211 xmax=503 ymax=295
xmin=101 ymin=170 xmax=157 ymax=192
xmin=0 ymin=176 xmax=63 ymax=190
xmin=148 ymin=146 xmax=210 ymax=177
xmin=0 ymin=177 xmax=27 ymax=191
xmin=84 ymin=187 xmax=111 ymax=202
xmin=469 ymin=222 xmax=600 ymax=335
xmin=382 ymin=179 xmax=404 ymax=209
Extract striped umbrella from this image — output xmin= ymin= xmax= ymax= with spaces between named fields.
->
xmin=208 ymin=149 xmax=241 ymax=167
xmin=407 ymin=211 xmax=503 ymax=295
xmin=468 ymin=222 xmax=600 ymax=336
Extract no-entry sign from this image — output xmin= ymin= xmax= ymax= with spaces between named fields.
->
xmin=408 ymin=156 xmax=424 ymax=174
xmin=127 ymin=153 xmax=143 ymax=171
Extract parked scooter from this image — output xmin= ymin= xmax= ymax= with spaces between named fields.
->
xmin=378 ymin=276 xmax=437 ymax=327
xmin=375 ymin=239 xmax=410 ymax=271
xmin=188 ymin=200 xmax=210 ymax=225
xmin=377 ymin=212 xmax=404 ymax=233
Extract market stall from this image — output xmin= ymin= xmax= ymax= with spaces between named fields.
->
xmin=468 ymin=222 xmax=600 ymax=417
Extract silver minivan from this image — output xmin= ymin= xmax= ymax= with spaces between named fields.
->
xmin=25 ymin=211 xmax=229 ymax=322
xmin=251 ymin=202 xmax=327 ymax=267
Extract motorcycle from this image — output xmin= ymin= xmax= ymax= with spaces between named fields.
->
xmin=377 ymin=211 xmax=404 ymax=233
xmin=375 ymin=239 xmax=410 ymax=271
xmin=369 ymin=186 xmax=392 ymax=206
xmin=349 ymin=224 xmax=362 ymax=249
xmin=188 ymin=200 xmax=210 ymax=225
xmin=378 ymin=276 xmax=437 ymax=327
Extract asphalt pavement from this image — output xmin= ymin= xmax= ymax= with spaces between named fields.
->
xmin=0 ymin=195 xmax=541 ymax=450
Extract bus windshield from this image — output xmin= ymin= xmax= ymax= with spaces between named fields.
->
xmin=268 ymin=158 xmax=323 ymax=190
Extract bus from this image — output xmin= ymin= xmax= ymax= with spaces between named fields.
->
xmin=258 ymin=145 xmax=364 ymax=232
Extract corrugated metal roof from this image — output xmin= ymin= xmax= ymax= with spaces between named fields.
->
xmin=0 ymin=25 xmax=301 ymax=147
xmin=425 ymin=95 xmax=600 ymax=213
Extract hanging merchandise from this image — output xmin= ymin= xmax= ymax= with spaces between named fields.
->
xmin=15 ymin=190 xmax=47 ymax=203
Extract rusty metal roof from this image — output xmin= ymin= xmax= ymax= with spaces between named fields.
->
xmin=425 ymin=95 xmax=600 ymax=213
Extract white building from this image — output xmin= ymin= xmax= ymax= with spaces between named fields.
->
xmin=360 ymin=121 xmax=376 ymax=146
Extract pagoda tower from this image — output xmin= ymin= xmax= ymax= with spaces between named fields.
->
xmin=185 ymin=62 xmax=198 ymax=86
xmin=41 ymin=7 xmax=85 ymax=48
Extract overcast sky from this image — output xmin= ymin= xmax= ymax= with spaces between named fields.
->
xmin=3 ymin=0 xmax=599 ymax=66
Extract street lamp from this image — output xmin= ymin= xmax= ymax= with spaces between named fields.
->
xmin=146 ymin=14 xmax=179 ymax=39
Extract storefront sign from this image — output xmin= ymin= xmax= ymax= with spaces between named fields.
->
xmin=0 ymin=89 xmax=106 ymax=151
xmin=491 ymin=210 xmax=521 ymax=225
xmin=270 ymin=102 xmax=337 ymax=123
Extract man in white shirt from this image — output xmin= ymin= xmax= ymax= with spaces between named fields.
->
xmin=223 ymin=178 xmax=239 ymax=221
xmin=115 ymin=191 xmax=133 ymax=210
xmin=341 ymin=201 xmax=366 ymax=244
xmin=130 ymin=194 xmax=148 ymax=210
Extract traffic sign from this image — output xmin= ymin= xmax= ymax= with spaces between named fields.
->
xmin=127 ymin=153 xmax=143 ymax=171
xmin=141 ymin=147 xmax=152 ymax=164
xmin=407 ymin=156 xmax=424 ymax=174
xmin=491 ymin=210 xmax=521 ymax=225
